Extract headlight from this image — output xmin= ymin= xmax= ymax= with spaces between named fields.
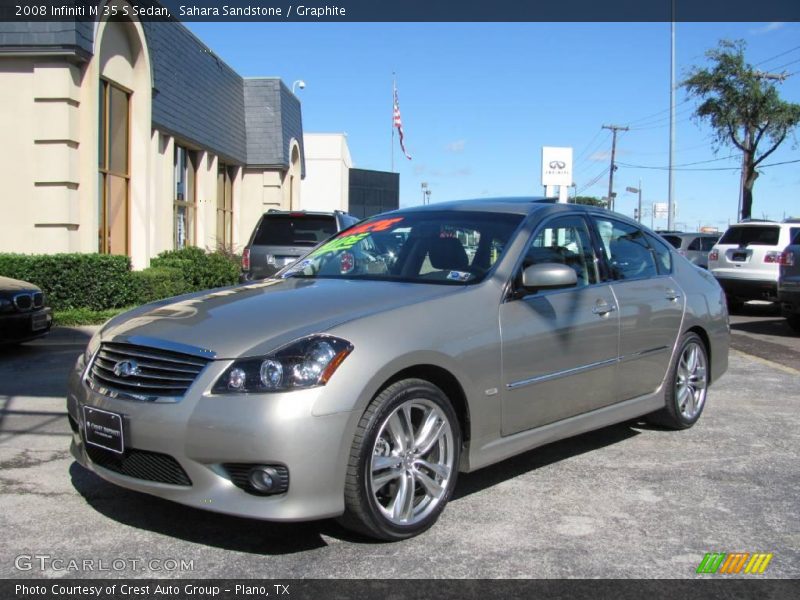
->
xmin=83 ymin=330 xmax=102 ymax=364
xmin=0 ymin=298 xmax=13 ymax=313
xmin=212 ymin=335 xmax=353 ymax=394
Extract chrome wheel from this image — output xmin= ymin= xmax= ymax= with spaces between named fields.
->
xmin=675 ymin=341 xmax=707 ymax=420
xmin=369 ymin=398 xmax=455 ymax=526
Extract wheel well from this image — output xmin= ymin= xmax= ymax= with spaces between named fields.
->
xmin=377 ymin=365 xmax=471 ymax=444
xmin=686 ymin=325 xmax=712 ymax=383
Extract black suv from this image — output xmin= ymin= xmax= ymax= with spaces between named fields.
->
xmin=241 ymin=210 xmax=360 ymax=281
xmin=0 ymin=276 xmax=52 ymax=345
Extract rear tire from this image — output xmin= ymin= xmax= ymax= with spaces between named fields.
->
xmin=648 ymin=332 xmax=709 ymax=430
xmin=339 ymin=378 xmax=461 ymax=541
xmin=787 ymin=315 xmax=800 ymax=334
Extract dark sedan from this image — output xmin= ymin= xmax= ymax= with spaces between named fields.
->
xmin=0 ymin=276 xmax=52 ymax=345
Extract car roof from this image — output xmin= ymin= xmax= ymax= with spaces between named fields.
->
xmin=394 ymin=197 xmax=559 ymax=216
xmin=666 ymin=232 xmax=720 ymax=238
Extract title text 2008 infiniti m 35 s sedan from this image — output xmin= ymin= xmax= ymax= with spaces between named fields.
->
xmin=67 ymin=198 xmax=729 ymax=540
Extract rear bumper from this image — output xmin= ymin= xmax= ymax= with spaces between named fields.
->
xmin=713 ymin=277 xmax=777 ymax=302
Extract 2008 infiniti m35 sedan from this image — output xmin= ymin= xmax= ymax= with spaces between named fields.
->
xmin=67 ymin=198 xmax=729 ymax=540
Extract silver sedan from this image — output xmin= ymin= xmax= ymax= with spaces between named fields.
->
xmin=67 ymin=198 xmax=729 ymax=540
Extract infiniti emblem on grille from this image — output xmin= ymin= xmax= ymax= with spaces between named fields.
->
xmin=113 ymin=360 xmax=141 ymax=378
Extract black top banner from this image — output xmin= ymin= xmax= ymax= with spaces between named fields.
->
xmin=1 ymin=0 xmax=799 ymax=22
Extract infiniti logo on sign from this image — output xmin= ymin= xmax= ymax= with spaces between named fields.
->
xmin=549 ymin=160 xmax=566 ymax=170
xmin=113 ymin=360 xmax=141 ymax=378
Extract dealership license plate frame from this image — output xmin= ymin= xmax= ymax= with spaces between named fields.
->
xmin=83 ymin=406 xmax=125 ymax=454
xmin=731 ymin=251 xmax=748 ymax=262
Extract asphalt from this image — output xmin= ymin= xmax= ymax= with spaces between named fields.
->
xmin=0 ymin=324 xmax=798 ymax=579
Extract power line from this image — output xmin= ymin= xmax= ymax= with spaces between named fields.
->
xmin=754 ymin=44 xmax=800 ymax=67
xmin=616 ymin=158 xmax=800 ymax=171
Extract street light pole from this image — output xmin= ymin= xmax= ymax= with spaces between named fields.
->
xmin=667 ymin=9 xmax=676 ymax=230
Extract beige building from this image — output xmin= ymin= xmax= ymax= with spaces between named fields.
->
xmin=300 ymin=133 xmax=352 ymax=213
xmin=0 ymin=7 xmax=304 ymax=268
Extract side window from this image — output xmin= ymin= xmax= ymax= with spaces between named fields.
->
xmin=593 ymin=218 xmax=658 ymax=280
xmin=523 ymin=216 xmax=598 ymax=287
xmin=701 ymin=237 xmax=718 ymax=251
xmin=687 ymin=237 xmax=702 ymax=251
xmin=645 ymin=232 xmax=673 ymax=275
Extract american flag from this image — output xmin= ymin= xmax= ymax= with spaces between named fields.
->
xmin=393 ymin=86 xmax=412 ymax=161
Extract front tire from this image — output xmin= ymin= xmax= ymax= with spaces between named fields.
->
xmin=648 ymin=332 xmax=709 ymax=430
xmin=339 ymin=378 xmax=461 ymax=541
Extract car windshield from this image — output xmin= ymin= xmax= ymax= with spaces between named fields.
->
xmin=277 ymin=210 xmax=524 ymax=284
xmin=661 ymin=235 xmax=683 ymax=249
xmin=718 ymin=225 xmax=780 ymax=246
xmin=252 ymin=214 xmax=338 ymax=247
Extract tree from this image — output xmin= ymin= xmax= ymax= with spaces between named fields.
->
xmin=682 ymin=40 xmax=800 ymax=221
xmin=572 ymin=195 xmax=606 ymax=207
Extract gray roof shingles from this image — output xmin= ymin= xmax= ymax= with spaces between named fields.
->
xmin=0 ymin=18 xmax=299 ymax=170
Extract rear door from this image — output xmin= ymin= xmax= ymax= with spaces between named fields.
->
xmin=592 ymin=216 xmax=684 ymax=401
xmin=711 ymin=224 xmax=782 ymax=281
xmin=500 ymin=214 xmax=619 ymax=435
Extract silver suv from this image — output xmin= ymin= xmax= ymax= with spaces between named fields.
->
xmin=708 ymin=220 xmax=800 ymax=312
xmin=241 ymin=210 xmax=359 ymax=281
xmin=660 ymin=232 xmax=721 ymax=269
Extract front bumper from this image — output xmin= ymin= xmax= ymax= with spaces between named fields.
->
xmin=0 ymin=307 xmax=52 ymax=344
xmin=67 ymin=355 xmax=357 ymax=522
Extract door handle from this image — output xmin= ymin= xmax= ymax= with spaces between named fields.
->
xmin=592 ymin=302 xmax=617 ymax=316
xmin=665 ymin=289 xmax=682 ymax=302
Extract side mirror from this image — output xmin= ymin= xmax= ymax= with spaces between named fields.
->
xmin=521 ymin=263 xmax=578 ymax=293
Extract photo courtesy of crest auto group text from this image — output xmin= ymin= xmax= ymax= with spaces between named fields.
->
xmin=1 ymin=0 xmax=799 ymax=598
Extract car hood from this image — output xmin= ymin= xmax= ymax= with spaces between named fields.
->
xmin=0 ymin=276 xmax=39 ymax=292
xmin=102 ymin=278 xmax=462 ymax=359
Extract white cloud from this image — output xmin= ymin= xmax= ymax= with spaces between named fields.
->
xmin=446 ymin=140 xmax=466 ymax=153
xmin=750 ymin=22 xmax=785 ymax=35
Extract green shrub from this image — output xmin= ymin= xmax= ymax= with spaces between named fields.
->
xmin=150 ymin=247 xmax=240 ymax=290
xmin=130 ymin=266 xmax=191 ymax=304
xmin=0 ymin=253 xmax=138 ymax=311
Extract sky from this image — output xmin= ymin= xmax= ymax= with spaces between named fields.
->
xmin=187 ymin=21 xmax=800 ymax=230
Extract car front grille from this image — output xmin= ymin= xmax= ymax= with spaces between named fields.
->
xmin=13 ymin=293 xmax=33 ymax=311
xmin=86 ymin=445 xmax=192 ymax=486
xmin=86 ymin=342 xmax=210 ymax=401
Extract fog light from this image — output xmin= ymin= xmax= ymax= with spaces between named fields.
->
xmin=248 ymin=466 xmax=280 ymax=493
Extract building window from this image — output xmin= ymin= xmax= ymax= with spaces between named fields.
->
xmin=216 ymin=164 xmax=234 ymax=250
xmin=174 ymin=146 xmax=197 ymax=249
xmin=98 ymin=79 xmax=130 ymax=255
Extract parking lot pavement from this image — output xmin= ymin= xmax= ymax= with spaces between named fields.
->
xmin=729 ymin=302 xmax=800 ymax=374
xmin=1 ymin=328 xmax=798 ymax=579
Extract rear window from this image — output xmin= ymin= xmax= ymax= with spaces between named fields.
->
xmin=662 ymin=235 xmax=682 ymax=249
xmin=252 ymin=215 xmax=338 ymax=247
xmin=718 ymin=225 xmax=780 ymax=246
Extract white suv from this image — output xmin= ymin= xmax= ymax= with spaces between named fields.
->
xmin=709 ymin=220 xmax=800 ymax=312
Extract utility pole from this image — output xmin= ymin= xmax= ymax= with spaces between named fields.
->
xmin=668 ymin=11 xmax=676 ymax=231
xmin=602 ymin=124 xmax=628 ymax=212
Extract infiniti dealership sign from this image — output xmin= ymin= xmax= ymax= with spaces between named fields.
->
xmin=541 ymin=146 xmax=573 ymax=187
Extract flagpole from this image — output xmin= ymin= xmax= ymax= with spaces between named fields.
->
xmin=391 ymin=72 xmax=396 ymax=173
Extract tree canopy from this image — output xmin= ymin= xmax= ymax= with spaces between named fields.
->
xmin=682 ymin=40 xmax=800 ymax=220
